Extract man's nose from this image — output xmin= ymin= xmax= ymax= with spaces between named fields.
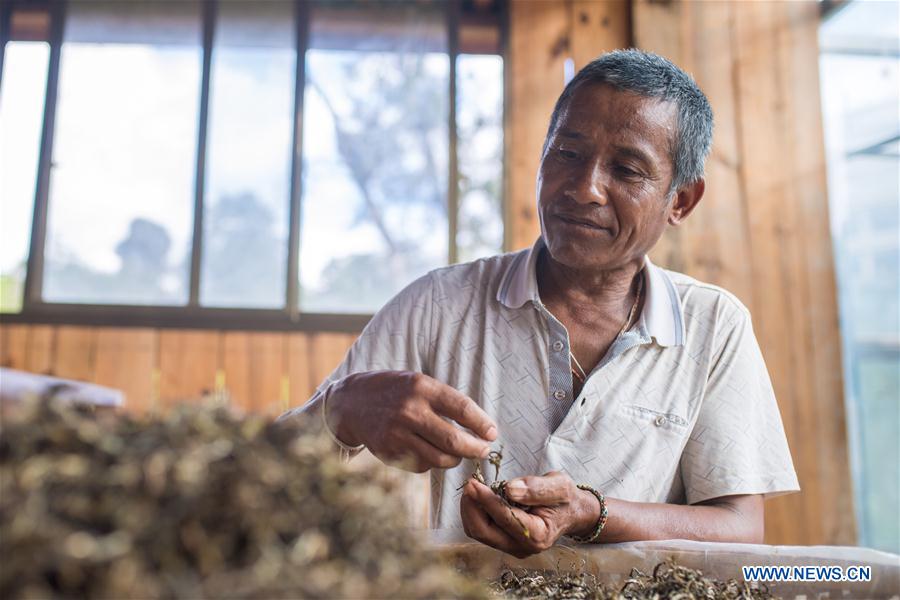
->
xmin=568 ymin=160 xmax=608 ymax=206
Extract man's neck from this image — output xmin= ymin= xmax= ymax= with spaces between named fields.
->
xmin=536 ymin=247 xmax=644 ymax=327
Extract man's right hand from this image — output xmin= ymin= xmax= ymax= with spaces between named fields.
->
xmin=324 ymin=370 xmax=498 ymax=473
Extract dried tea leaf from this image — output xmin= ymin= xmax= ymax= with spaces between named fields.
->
xmin=489 ymin=559 xmax=780 ymax=600
xmin=0 ymin=398 xmax=486 ymax=599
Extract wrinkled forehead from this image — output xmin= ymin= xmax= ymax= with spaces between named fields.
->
xmin=553 ymin=83 xmax=678 ymax=157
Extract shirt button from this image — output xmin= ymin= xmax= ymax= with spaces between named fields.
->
xmin=552 ymin=341 xmax=564 ymax=352
xmin=655 ymin=415 xmax=667 ymax=427
xmin=553 ymin=390 xmax=566 ymax=400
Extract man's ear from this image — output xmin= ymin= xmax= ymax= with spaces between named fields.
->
xmin=667 ymin=178 xmax=705 ymax=226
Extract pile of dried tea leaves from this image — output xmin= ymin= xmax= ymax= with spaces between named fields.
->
xmin=490 ymin=561 xmax=780 ymax=600
xmin=490 ymin=567 xmax=616 ymax=600
xmin=0 ymin=399 xmax=484 ymax=599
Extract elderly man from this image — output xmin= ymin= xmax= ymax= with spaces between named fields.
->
xmin=281 ymin=49 xmax=799 ymax=558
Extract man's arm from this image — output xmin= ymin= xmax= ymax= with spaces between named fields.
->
xmin=284 ymin=370 xmax=498 ymax=472
xmin=460 ymin=472 xmax=763 ymax=559
xmin=279 ymin=273 xmax=498 ymax=470
xmin=576 ymin=492 xmax=764 ymax=544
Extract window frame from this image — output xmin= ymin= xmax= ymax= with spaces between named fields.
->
xmin=0 ymin=0 xmax=507 ymax=333
xmin=819 ymin=0 xmax=900 ymax=553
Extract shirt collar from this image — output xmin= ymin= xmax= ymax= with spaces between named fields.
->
xmin=496 ymin=237 xmax=685 ymax=347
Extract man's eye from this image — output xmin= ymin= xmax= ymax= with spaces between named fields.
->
xmin=616 ymin=166 xmax=641 ymax=178
xmin=557 ymin=148 xmax=578 ymax=160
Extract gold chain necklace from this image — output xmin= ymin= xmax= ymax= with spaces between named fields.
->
xmin=570 ymin=274 xmax=644 ymax=384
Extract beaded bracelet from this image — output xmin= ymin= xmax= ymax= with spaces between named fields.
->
xmin=570 ymin=484 xmax=608 ymax=543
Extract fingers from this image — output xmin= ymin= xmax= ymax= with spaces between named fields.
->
xmin=364 ymin=372 xmax=499 ymax=468
xmin=502 ymin=471 xmax=573 ymax=506
xmin=414 ymin=411 xmax=493 ymax=461
xmin=468 ymin=479 xmax=538 ymax=542
xmin=425 ymin=379 xmax=497 ymax=441
xmin=389 ymin=431 xmax=463 ymax=473
xmin=460 ymin=482 xmax=532 ymax=559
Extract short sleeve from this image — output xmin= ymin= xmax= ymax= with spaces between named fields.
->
xmin=313 ymin=271 xmax=436 ymax=395
xmin=679 ymin=308 xmax=801 ymax=505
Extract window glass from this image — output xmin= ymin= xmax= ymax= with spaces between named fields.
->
xmin=200 ymin=1 xmax=295 ymax=308
xmin=456 ymin=53 xmax=503 ymax=263
xmin=0 ymin=42 xmax=50 ymax=312
xmin=43 ymin=1 xmax=202 ymax=305
xmin=820 ymin=0 xmax=899 ymax=553
xmin=299 ymin=1 xmax=449 ymax=313
xmin=11 ymin=1 xmax=505 ymax=318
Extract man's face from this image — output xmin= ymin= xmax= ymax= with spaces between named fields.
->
xmin=537 ymin=83 xmax=679 ymax=271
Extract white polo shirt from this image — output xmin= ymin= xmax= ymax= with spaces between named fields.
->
xmin=296 ymin=237 xmax=800 ymax=530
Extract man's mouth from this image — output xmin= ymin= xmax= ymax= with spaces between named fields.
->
xmin=555 ymin=213 xmax=612 ymax=233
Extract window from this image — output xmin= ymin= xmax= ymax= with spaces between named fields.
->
xmin=300 ymin=3 xmax=449 ymax=313
xmin=0 ymin=0 xmax=505 ymax=329
xmin=201 ymin=1 xmax=295 ymax=309
xmin=456 ymin=53 xmax=503 ymax=264
xmin=0 ymin=41 xmax=50 ymax=313
xmin=819 ymin=0 xmax=899 ymax=553
xmin=44 ymin=1 xmax=202 ymax=305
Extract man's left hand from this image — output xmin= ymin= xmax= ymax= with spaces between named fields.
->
xmin=459 ymin=471 xmax=600 ymax=558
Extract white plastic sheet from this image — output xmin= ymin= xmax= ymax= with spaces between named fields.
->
xmin=0 ymin=368 xmax=123 ymax=408
xmin=430 ymin=529 xmax=900 ymax=599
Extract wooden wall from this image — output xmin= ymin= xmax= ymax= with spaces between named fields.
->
xmin=0 ymin=324 xmax=356 ymax=417
xmin=1 ymin=0 xmax=852 ymax=546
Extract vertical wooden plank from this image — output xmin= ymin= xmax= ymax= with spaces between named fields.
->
xmin=733 ymin=0 xmax=825 ymax=545
xmin=223 ymin=332 xmax=286 ymax=415
xmin=158 ymin=330 xmax=220 ymax=410
xmin=223 ymin=332 xmax=286 ymax=416
xmin=287 ymin=332 xmax=315 ymax=408
xmin=765 ymin=1 xmax=823 ymax=546
xmin=0 ymin=325 xmax=8 ymax=367
xmin=223 ymin=332 xmax=304 ymax=416
xmin=733 ymin=0 xmax=804 ymax=545
xmin=506 ymin=0 xmax=569 ymax=251
xmin=223 ymin=332 xmax=251 ymax=412
xmin=94 ymin=328 xmax=157 ymax=414
xmin=308 ymin=332 xmax=356 ymax=388
xmin=53 ymin=326 xmax=97 ymax=382
xmin=570 ymin=0 xmax=630 ymax=70
xmin=248 ymin=333 xmax=286 ymax=416
xmin=0 ymin=324 xmax=30 ymax=371
xmin=683 ymin=0 xmax=755 ymax=309
xmin=779 ymin=0 xmax=854 ymax=545
xmin=25 ymin=325 xmax=55 ymax=375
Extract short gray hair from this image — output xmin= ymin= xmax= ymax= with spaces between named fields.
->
xmin=544 ymin=49 xmax=714 ymax=193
